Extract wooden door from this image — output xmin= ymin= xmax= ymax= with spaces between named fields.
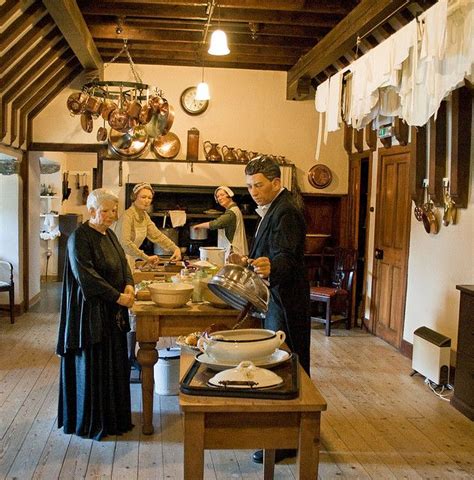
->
xmin=371 ymin=146 xmax=411 ymax=348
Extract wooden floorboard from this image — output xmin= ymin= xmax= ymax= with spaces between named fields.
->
xmin=1 ymin=284 xmax=473 ymax=479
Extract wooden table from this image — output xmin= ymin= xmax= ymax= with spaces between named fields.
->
xmin=133 ymin=301 xmax=241 ymax=434
xmin=179 ymin=352 xmax=327 ymax=480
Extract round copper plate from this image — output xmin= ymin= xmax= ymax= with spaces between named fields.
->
xmin=308 ymin=164 xmax=332 ymax=189
xmin=152 ymin=132 xmax=181 ymax=159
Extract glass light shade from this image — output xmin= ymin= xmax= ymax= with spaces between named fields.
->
xmin=208 ymin=29 xmax=230 ymax=56
xmin=195 ymin=82 xmax=210 ymax=100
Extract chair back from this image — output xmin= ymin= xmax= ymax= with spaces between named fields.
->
xmin=0 ymin=260 xmax=13 ymax=285
xmin=332 ymin=247 xmax=358 ymax=292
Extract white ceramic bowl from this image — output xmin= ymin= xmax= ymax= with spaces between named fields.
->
xmin=197 ymin=328 xmax=286 ymax=363
xmin=148 ymin=283 xmax=194 ymax=308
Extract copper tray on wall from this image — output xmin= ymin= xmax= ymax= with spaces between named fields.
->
xmin=308 ymin=164 xmax=332 ymax=189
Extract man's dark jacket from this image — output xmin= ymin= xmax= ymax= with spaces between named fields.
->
xmin=249 ymin=189 xmax=310 ymax=373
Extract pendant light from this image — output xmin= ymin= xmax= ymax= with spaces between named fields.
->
xmin=208 ymin=29 xmax=230 ymax=55
xmin=208 ymin=3 xmax=229 ymax=56
xmin=196 ymin=69 xmax=210 ymax=100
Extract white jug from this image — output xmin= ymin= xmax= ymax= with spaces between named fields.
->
xmin=199 ymin=246 xmax=225 ymax=266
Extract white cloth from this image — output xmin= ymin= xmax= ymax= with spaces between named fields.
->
xmin=326 ymin=71 xmax=343 ymax=132
xmin=169 ymin=210 xmax=186 ymax=227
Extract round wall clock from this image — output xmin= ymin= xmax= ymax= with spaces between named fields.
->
xmin=180 ymin=86 xmax=209 ymax=115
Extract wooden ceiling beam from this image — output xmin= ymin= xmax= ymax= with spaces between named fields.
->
xmin=1 ymin=41 xmax=69 ymax=140
xmin=2 ymin=30 xmax=63 ymax=87
xmin=90 ymin=25 xmax=316 ymax=48
xmin=43 ymin=0 xmax=103 ymax=74
xmin=8 ymin=51 xmax=76 ymax=145
xmin=98 ymin=48 xmax=299 ymax=66
xmin=0 ymin=2 xmax=47 ymax=51
xmin=97 ymin=39 xmax=308 ymax=57
xmin=86 ymin=16 xmax=327 ymax=38
xmin=79 ymin=0 xmax=353 ymax=15
xmin=78 ymin=2 xmax=343 ymax=27
xmin=0 ymin=15 xmax=56 ymax=73
xmin=286 ymin=0 xmax=410 ymax=100
xmin=23 ymin=62 xmax=82 ymax=148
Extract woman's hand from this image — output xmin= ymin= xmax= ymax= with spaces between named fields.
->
xmin=249 ymin=256 xmax=271 ymax=278
xmin=117 ymin=293 xmax=134 ymax=308
xmin=193 ymin=222 xmax=209 ymax=230
xmin=124 ymin=284 xmax=135 ymax=299
xmin=170 ymin=247 xmax=182 ymax=262
xmin=146 ymin=255 xmax=160 ymax=264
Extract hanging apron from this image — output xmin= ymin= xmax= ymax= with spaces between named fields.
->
xmin=217 ymin=205 xmax=248 ymax=260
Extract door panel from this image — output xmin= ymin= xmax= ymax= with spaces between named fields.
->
xmin=372 ymin=147 xmax=411 ymax=348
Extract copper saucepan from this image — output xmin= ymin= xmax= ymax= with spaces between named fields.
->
xmin=108 ymin=126 xmax=149 ymax=159
xmin=67 ymin=92 xmax=88 ymax=115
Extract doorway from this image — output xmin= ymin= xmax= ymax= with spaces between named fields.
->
xmin=347 ymin=152 xmax=372 ymax=326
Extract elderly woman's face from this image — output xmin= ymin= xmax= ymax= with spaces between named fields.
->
xmin=134 ymin=188 xmax=153 ymax=210
xmin=215 ymin=189 xmax=232 ymax=208
xmin=89 ymin=200 xmax=118 ymax=229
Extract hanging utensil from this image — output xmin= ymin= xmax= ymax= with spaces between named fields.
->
xmin=421 ymin=182 xmax=439 ymax=234
xmin=82 ymin=173 xmax=89 ymax=205
xmin=442 ymin=179 xmax=457 ymax=226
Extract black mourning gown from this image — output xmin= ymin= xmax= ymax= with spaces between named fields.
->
xmin=57 ymin=222 xmax=134 ymax=440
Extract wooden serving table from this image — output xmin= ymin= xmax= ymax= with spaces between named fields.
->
xmin=179 ymin=351 xmax=327 ymax=480
xmin=132 ymin=301 xmax=241 ymax=434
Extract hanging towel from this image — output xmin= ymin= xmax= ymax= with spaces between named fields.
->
xmin=169 ymin=210 xmax=186 ymax=227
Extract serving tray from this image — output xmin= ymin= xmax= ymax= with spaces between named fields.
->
xmin=180 ymin=353 xmax=299 ymax=400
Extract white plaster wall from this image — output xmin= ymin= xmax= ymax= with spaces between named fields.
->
xmin=29 ymin=153 xmax=41 ymax=302
xmin=33 ymin=64 xmax=346 ymax=195
xmin=404 ymin=160 xmax=474 ymax=351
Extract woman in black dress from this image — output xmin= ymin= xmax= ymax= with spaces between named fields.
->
xmin=56 ymin=188 xmax=135 ymax=440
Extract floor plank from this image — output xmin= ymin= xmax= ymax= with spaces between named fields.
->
xmin=1 ymin=285 xmax=473 ymax=479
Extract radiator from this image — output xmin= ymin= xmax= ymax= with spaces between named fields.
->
xmin=412 ymin=326 xmax=451 ymax=386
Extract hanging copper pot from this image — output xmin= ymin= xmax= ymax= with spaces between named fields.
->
xmin=108 ymin=107 xmax=130 ymax=132
xmin=101 ymin=98 xmax=117 ymax=121
xmin=157 ymin=103 xmax=175 ymax=135
xmin=138 ymin=103 xmax=153 ymax=124
xmin=67 ymin=92 xmax=88 ymax=115
xmin=97 ymin=126 xmax=108 ymax=142
xmin=80 ymin=112 xmax=93 ymax=133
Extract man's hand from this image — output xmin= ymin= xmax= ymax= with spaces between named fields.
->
xmin=249 ymin=257 xmax=271 ymax=278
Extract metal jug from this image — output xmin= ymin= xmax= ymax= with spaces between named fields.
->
xmin=203 ymin=141 xmax=223 ymax=162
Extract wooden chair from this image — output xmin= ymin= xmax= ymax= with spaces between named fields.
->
xmin=0 ymin=260 xmax=15 ymax=324
xmin=310 ymin=247 xmax=357 ymax=336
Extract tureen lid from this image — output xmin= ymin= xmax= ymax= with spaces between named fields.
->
xmin=208 ymin=361 xmax=283 ymax=389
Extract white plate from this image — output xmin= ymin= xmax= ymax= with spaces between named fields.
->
xmin=176 ymin=333 xmax=201 ymax=351
xmin=195 ymin=349 xmax=291 ymax=371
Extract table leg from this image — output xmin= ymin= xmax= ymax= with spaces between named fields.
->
xmin=137 ymin=341 xmax=158 ymax=435
xmin=297 ymin=412 xmax=320 ymax=480
xmin=183 ymin=412 xmax=205 ymax=480
xmin=263 ymin=449 xmax=275 ymax=480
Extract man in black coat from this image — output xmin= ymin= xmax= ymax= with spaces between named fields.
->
xmin=244 ymin=156 xmax=311 ymax=464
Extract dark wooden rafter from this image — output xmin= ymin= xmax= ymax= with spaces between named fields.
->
xmin=287 ymin=0 xmax=416 ymax=99
xmin=2 ymin=29 xmax=63 ymax=87
xmin=0 ymin=2 xmax=48 ymax=51
xmin=9 ymin=51 xmax=76 ymax=145
xmin=43 ymin=0 xmax=103 ymax=73
xmin=1 ymin=40 xmax=69 ymax=140
xmin=19 ymin=59 xmax=81 ymax=147
xmin=0 ymin=14 xmax=56 ymax=72
xmin=24 ymin=63 xmax=84 ymax=148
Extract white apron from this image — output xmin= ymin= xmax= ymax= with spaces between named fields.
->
xmin=126 ymin=221 xmax=148 ymax=271
xmin=217 ymin=205 xmax=248 ymax=260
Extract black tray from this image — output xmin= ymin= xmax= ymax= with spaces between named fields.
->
xmin=180 ymin=353 xmax=300 ymax=400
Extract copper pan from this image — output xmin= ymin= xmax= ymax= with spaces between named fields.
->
xmin=138 ymin=103 xmax=153 ymax=124
xmin=157 ymin=103 xmax=175 ymax=135
xmin=108 ymin=126 xmax=149 ymax=159
xmin=152 ymin=132 xmax=181 ymax=159
xmin=80 ymin=112 xmax=93 ymax=133
xmin=67 ymin=92 xmax=88 ymax=115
